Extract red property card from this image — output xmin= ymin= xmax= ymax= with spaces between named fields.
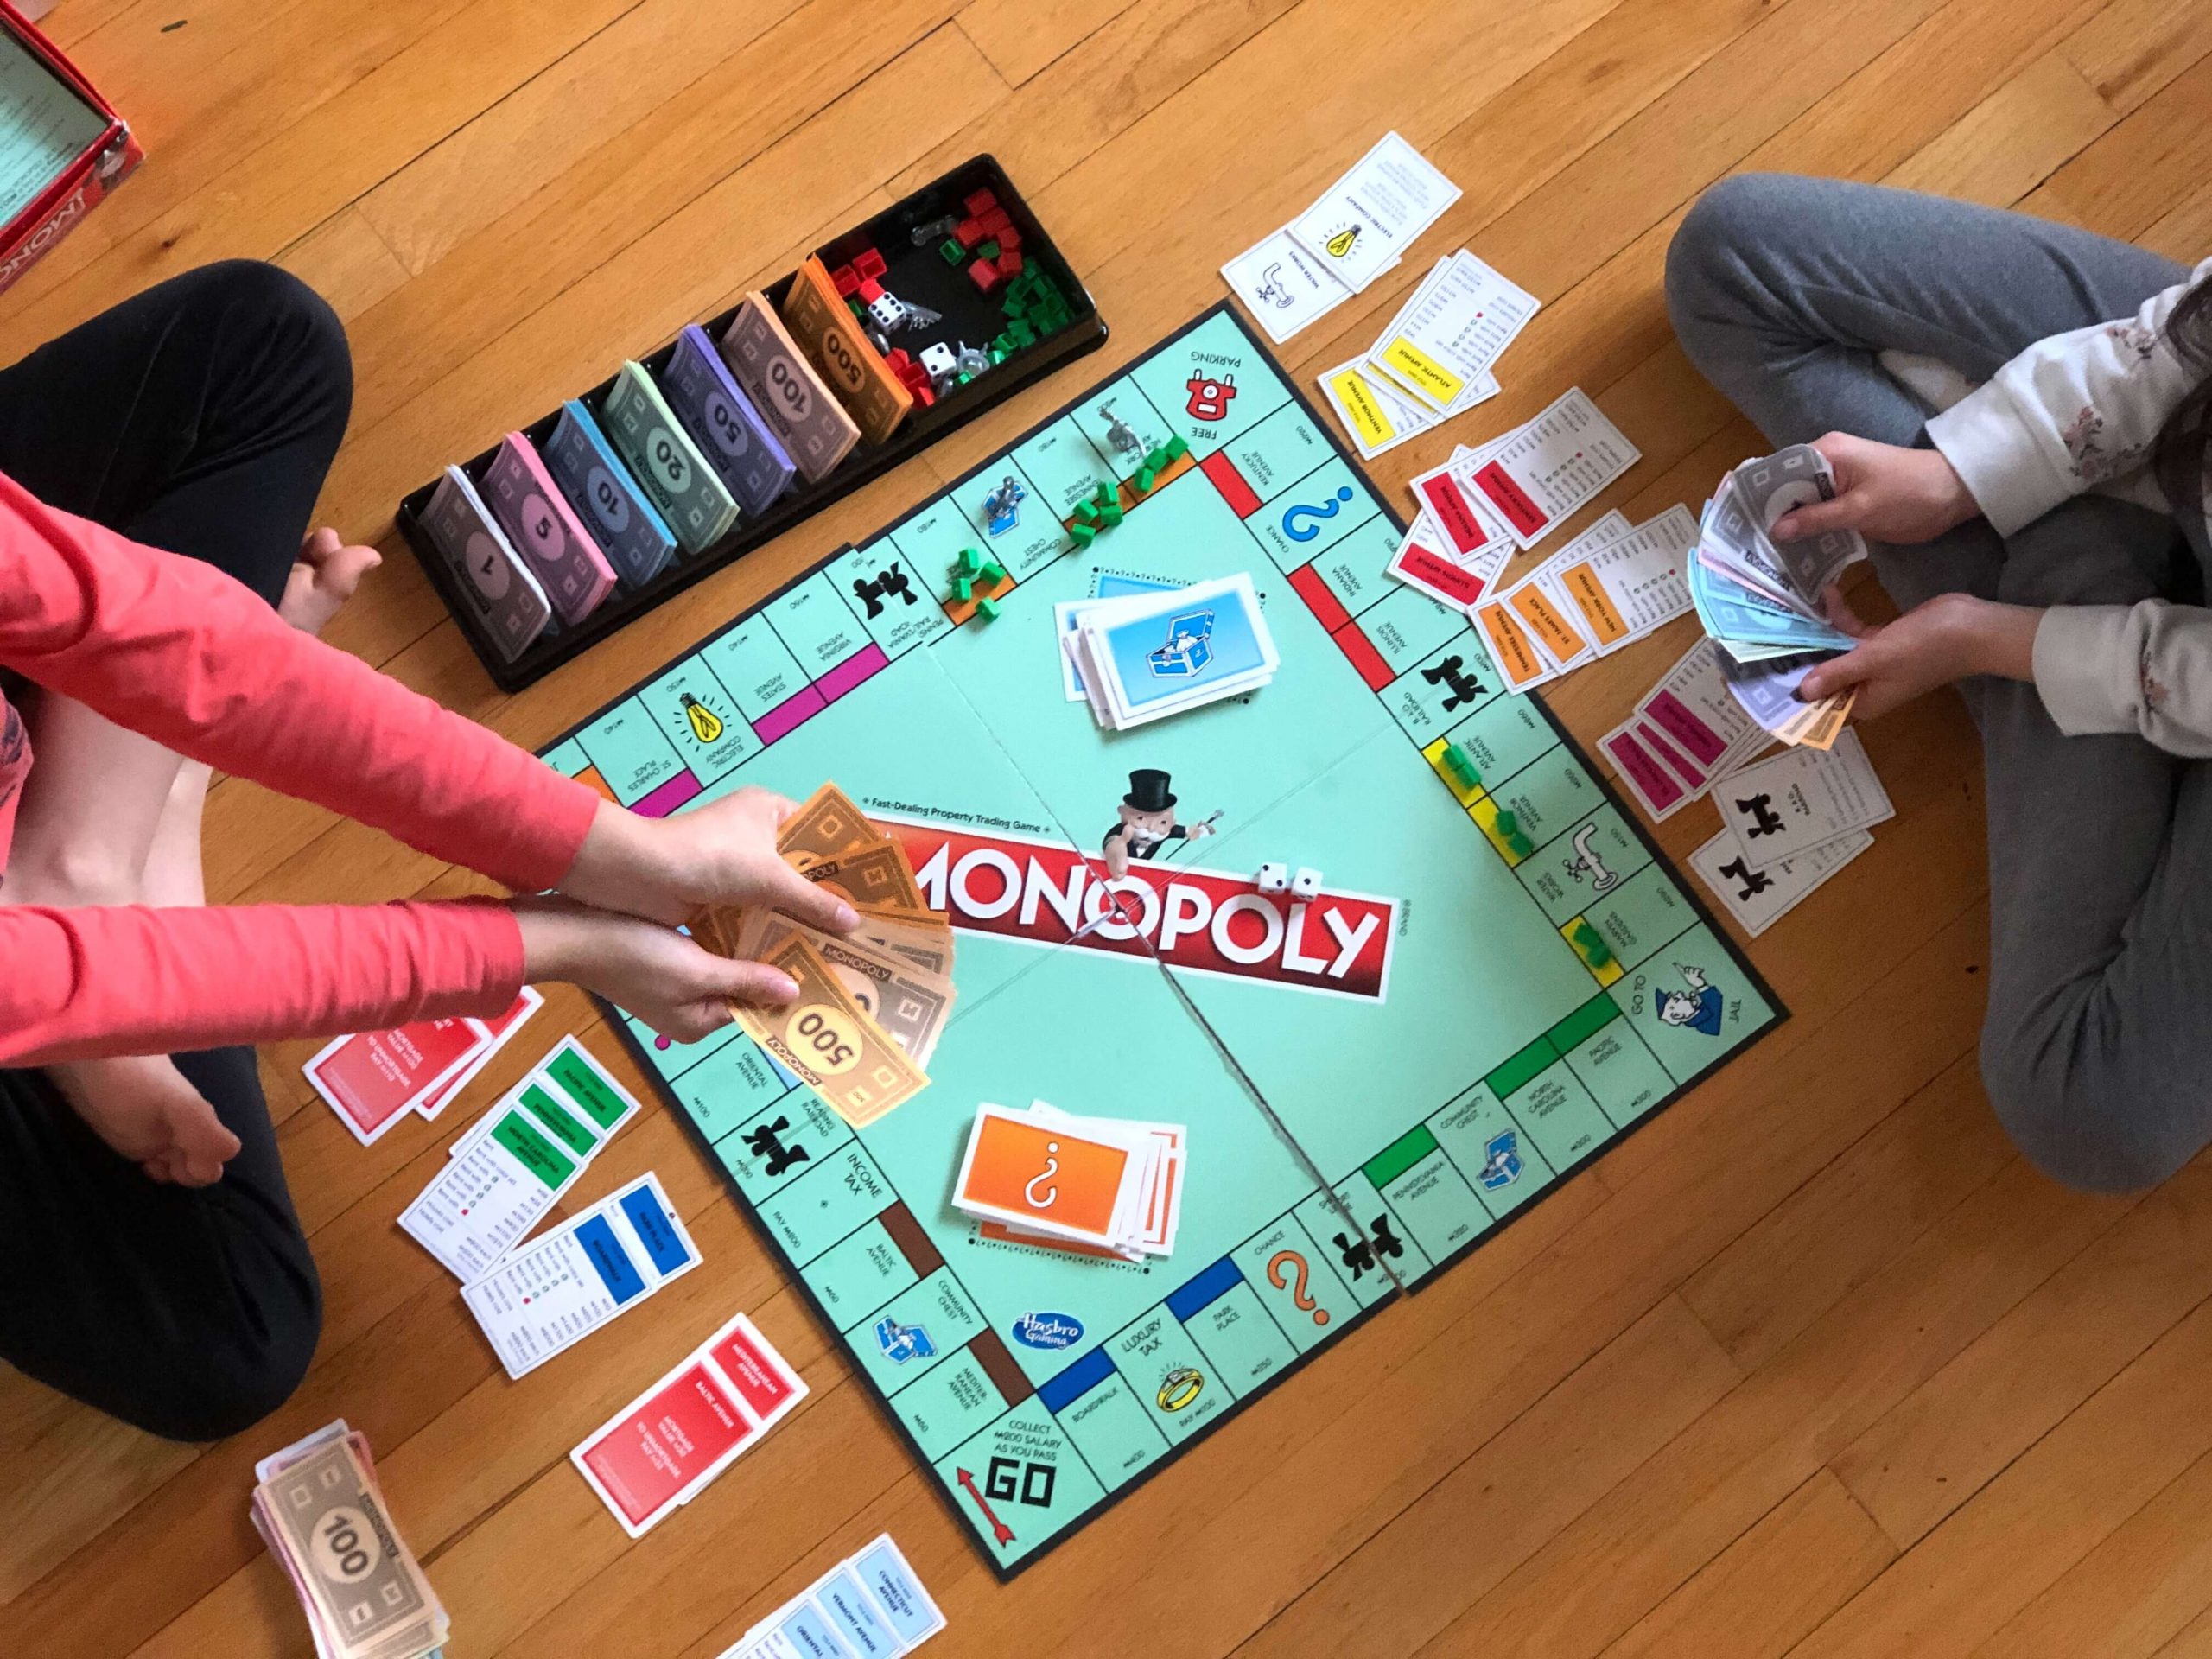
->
xmin=571 ymin=1311 xmax=808 ymax=1537
xmin=306 ymin=1017 xmax=486 ymax=1145
xmin=574 ymin=1360 xmax=758 ymax=1536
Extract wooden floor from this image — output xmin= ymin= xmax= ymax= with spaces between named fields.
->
xmin=4 ymin=0 xmax=2212 ymax=1652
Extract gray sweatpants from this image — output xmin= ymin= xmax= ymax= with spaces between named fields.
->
xmin=1666 ymin=173 xmax=2202 ymax=1194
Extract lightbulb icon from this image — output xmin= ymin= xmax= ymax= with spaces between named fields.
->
xmin=680 ymin=693 xmax=724 ymax=745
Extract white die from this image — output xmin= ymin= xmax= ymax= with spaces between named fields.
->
xmin=918 ymin=342 xmax=958 ymax=378
xmin=1255 ymin=862 xmax=1289 ymax=893
xmin=1290 ymin=867 xmax=1323 ymax=899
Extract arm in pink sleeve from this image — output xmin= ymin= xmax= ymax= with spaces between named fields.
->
xmin=0 ymin=474 xmax=599 ymax=893
xmin=0 ymin=898 xmax=528 ymax=1065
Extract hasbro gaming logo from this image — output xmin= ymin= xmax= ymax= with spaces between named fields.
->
xmin=1009 ymin=1311 xmax=1084 ymax=1351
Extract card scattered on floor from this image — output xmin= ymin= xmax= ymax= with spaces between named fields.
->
xmin=463 ymin=1172 xmax=701 ymax=1378
xmin=1694 ymin=443 xmax=1870 ymax=749
xmin=1715 ymin=728 xmax=1894 ymax=869
xmin=720 ymin=1535 xmax=945 ymax=1658
xmin=307 ymin=988 xmax=543 ymax=1143
xmin=1319 ymin=248 xmax=1536 ymax=454
xmin=1601 ymin=638 xmax=1769 ymax=821
xmin=572 ymin=1312 xmax=806 ymax=1536
xmin=251 ymin=1420 xmax=447 ymax=1659
xmin=1221 ymin=130 xmax=1459 ymax=336
xmin=953 ymin=1101 xmax=1185 ymax=1262
xmin=398 ymin=1035 xmax=643 ymax=1283
xmin=1058 ymin=572 xmax=1278 ymax=729
xmin=692 ymin=783 xmax=956 ymax=1128
xmin=1692 ymin=826 xmax=1873 ymax=938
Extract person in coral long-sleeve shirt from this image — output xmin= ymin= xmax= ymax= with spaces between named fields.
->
xmin=0 ymin=264 xmax=853 ymax=1440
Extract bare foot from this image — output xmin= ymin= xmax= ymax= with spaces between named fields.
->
xmin=48 ymin=1053 xmax=240 ymax=1186
xmin=279 ymin=527 xmax=380 ymax=635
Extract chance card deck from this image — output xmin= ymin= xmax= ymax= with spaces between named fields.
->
xmin=419 ymin=466 xmax=551 ymax=663
xmin=601 ymin=360 xmax=740 ymax=555
xmin=542 ymin=399 xmax=679 ymax=587
xmin=480 ymin=431 xmax=618 ymax=624
xmin=462 ymin=1173 xmax=700 ymax=1378
xmin=720 ymin=292 xmax=861 ymax=484
xmin=571 ymin=1311 xmax=805 ymax=1536
xmin=661 ymin=324 xmax=798 ymax=518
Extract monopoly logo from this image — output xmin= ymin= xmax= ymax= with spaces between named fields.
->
xmin=1010 ymin=1311 xmax=1084 ymax=1351
xmin=882 ymin=820 xmax=1395 ymax=1001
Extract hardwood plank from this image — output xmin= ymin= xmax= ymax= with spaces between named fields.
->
xmin=2060 ymin=0 xmax=2212 ymax=112
xmin=10 ymin=0 xmax=461 ymax=309
xmin=1883 ymin=48 xmax=2116 ymax=206
xmin=1795 ymin=1299 xmax=2212 ymax=1656
xmin=1973 ymin=1446 xmax=2212 ymax=1658
xmin=1599 ymin=1471 xmax=1896 ymax=1659
xmin=955 ymin=0 xmax=1136 ymax=85
xmin=1243 ymin=1298 xmax=1745 ymax=1657
xmin=1395 ymin=1074 xmax=2128 ymax=1659
xmin=1 ymin=0 xmax=573 ymax=334
xmin=1831 ymin=1157 xmax=2212 ymax=1548
xmin=1679 ymin=1036 xmax=2017 ymax=1373
xmin=2022 ymin=48 xmax=2212 ymax=237
xmin=275 ymin=207 xmax=414 ymax=322
xmin=352 ymin=0 xmax=808 ymax=276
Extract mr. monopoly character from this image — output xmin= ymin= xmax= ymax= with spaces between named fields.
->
xmin=1101 ymin=768 xmax=1218 ymax=879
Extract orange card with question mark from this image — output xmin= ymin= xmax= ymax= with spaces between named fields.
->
xmin=953 ymin=1106 xmax=1136 ymax=1243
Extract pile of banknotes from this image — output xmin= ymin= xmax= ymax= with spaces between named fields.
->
xmin=692 ymin=785 xmax=954 ymax=1128
xmin=1692 ymin=443 xmax=1866 ymax=751
xmin=252 ymin=1421 xmax=448 ymax=1659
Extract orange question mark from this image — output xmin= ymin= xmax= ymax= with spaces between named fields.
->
xmin=1268 ymin=1249 xmax=1329 ymax=1326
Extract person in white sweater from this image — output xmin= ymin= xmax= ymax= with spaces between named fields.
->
xmin=1669 ymin=174 xmax=2210 ymax=1194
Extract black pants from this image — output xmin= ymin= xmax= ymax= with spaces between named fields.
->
xmin=0 ymin=262 xmax=351 ymax=1440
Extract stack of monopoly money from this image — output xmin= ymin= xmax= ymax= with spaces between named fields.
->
xmin=693 ymin=785 xmax=954 ymax=1127
xmin=1059 ymin=573 xmax=1278 ymax=730
xmin=1693 ymin=443 xmax=1867 ymax=750
xmin=251 ymin=1421 xmax=448 ymax=1659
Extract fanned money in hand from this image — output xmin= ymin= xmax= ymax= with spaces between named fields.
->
xmin=695 ymin=783 xmax=956 ymax=1127
xmin=1694 ymin=444 xmax=1866 ymax=750
xmin=251 ymin=1421 xmax=448 ymax=1659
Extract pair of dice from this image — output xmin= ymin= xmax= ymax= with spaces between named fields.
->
xmin=1255 ymin=863 xmax=1322 ymax=899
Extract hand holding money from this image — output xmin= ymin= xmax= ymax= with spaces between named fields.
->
xmin=1767 ymin=431 xmax=1980 ymax=547
xmin=561 ymin=785 xmax=861 ymax=933
xmin=693 ymin=782 xmax=957 ymax=1127
xmin=1795 ymin=588 xmax=2041 ymax=721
